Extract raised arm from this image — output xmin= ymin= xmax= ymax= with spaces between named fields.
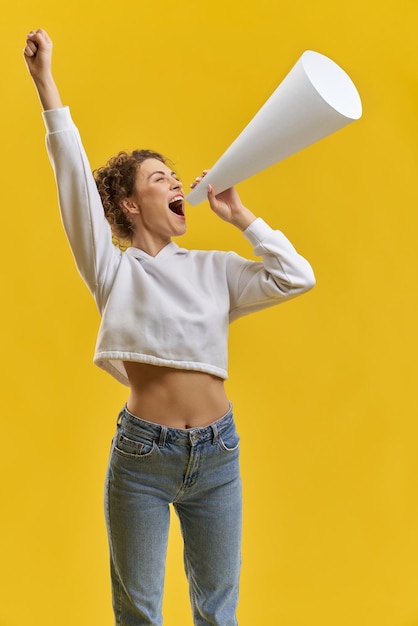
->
xmin=23 ymin=29 xmax=121 ymax=311
xmin=23 ymin=29 xmax=63 ymax=111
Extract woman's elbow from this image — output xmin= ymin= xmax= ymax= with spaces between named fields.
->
xmin=302 ymin=267 xmax=316 ymax=292
xmin=289 ymin=265 xmax=316 ymax=295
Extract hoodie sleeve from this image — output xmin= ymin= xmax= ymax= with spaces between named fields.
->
xmin=43 ymin=107 xmax=121 ymax=311
xmin=227 ymin=217 xmax=316 ymax=321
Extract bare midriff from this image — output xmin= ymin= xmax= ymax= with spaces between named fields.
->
xmin=123 ymin=361 xmax=230 ymax=429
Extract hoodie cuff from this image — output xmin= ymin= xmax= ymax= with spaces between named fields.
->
xmin=42 ymin=106 xmax=74 ymax=134
xmin=242 ymin=217 xmax=279 ymax=247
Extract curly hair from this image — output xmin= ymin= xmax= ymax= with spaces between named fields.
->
xmin=94 ymin=149 xmax=167 ymax=245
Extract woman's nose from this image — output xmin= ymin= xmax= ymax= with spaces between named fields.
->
xmin=171 ymin=176 xmax=182 ymax=189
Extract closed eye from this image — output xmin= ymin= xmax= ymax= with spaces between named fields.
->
xmin=149 ymin=170 xmax=181 ymax=185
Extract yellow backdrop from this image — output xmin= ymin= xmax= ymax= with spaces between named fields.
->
xmin=2 ymin=1 xmax=418 ymax=624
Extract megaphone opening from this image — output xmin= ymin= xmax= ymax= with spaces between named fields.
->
xmin=301 ymin=51 xmax=362 ymax=120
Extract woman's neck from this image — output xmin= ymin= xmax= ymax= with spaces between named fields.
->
xmin=130 ymin=232 xmax=172 ymax=257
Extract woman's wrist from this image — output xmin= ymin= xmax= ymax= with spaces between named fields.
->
xmin=231 ymin=207 xmax=257 ymax=231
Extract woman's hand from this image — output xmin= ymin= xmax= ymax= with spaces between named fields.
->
xmin=23 ymin=29 xmax=53 ymax=81
xmin=190 ymin=171 xmax=257 ymax=231
xmin=23 ymin=29 xmax=63 ymax=111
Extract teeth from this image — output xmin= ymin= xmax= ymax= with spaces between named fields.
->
xmin=169 ymin=195 xmax=183 ymax=204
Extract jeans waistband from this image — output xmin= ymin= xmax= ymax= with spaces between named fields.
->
xmin=118 ymin=403 xmax=234 ymax=447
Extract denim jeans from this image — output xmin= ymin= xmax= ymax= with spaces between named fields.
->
xmin=104 ymin=404 xmax=242 ymax=626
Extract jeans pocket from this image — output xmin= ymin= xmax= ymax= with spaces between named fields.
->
xmin=217 ymin=423 xmax=240 ymax=452
xmin=114 ymin=432 xmax=156 ymax=459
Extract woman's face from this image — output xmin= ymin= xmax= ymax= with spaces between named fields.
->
xmin=126 ymin=158 xmax=186 ymax=242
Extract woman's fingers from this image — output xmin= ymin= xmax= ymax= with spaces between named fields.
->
xmin=189 ymin=169 xmax=209 ymax=189
xmin=27 ymin=28 xmax=51 ymax=42
xmin=24 ymin=39 xmax=38 ymax=57
xmin=25 ymin=28 xmax=52 ymax=53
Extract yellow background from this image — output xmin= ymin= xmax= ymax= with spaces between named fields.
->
xmin=2 ymin=1 xmax=418 ymax=624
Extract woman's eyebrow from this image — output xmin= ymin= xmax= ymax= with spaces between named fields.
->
xmin=148 ymin=170 xmax=178 ymax=180
xmin=147 ymin=170 xmax=166 ymax=179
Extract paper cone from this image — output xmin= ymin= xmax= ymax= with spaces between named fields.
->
xmin=186 ymin=50 xmax=362 ymax=206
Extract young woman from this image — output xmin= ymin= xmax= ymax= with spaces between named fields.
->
xmin=24 ymin=28 xmax=315 ymax=626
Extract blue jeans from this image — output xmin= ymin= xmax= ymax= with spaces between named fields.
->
xmin=104 ymin=404 xmax=242 ymax=626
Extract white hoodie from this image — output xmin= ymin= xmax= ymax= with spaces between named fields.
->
xmin=43 ymin=107 xmax=315 ymax=386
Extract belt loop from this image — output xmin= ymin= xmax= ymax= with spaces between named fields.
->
xmin=158 ymin=426 xmax=167 ymax=448
xmin=211 ymin=422 xmax=220 ymax=445
xmin=116 ymin=409 xmax=124 ymax=426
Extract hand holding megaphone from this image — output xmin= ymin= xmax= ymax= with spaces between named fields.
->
xmin=190 ymin=169 xmax=257 ymax=231
xmin=186 ymin=50 xmax=362 ymax=206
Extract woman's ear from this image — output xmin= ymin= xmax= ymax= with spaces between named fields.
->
xmin=120 ymin=198 xmax=140 ymax=215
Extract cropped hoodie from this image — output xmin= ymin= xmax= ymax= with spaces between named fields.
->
xmin=43 ymin=107 xmax=315 ymax=386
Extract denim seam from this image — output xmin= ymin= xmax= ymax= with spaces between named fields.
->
xmin=177 ymin=510 xmax=199 ymax=621
xmin=105 ymin=467 xmax=123 ymax=625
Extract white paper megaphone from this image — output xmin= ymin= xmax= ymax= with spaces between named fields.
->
xmin=186 ymin=50 xmax=362 ymax=205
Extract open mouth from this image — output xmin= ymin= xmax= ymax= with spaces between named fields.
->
xmin=168 ymin=195 xmax=185 ymax=217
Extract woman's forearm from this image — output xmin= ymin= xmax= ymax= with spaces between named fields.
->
xmin=32 ymin=72 xmax=63 ymax=111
